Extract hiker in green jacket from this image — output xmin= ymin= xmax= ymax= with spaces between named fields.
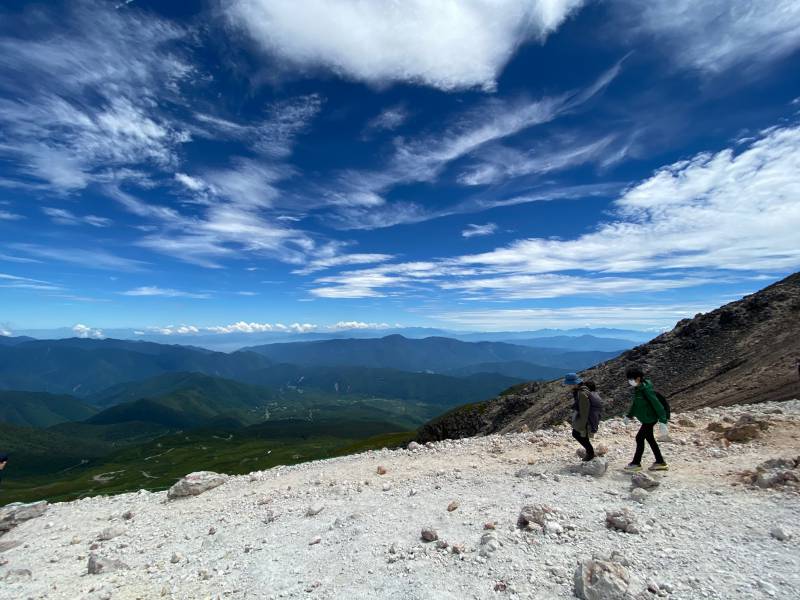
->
xmin=623 ymin=366 xmax=668 ymax=472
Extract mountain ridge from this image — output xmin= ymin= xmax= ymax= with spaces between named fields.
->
xmin=418 ymin=271 xmax=800 ymax=441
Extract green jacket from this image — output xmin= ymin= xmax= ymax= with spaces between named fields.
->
xmin=626 ymin=379 xmax=667 ymax=424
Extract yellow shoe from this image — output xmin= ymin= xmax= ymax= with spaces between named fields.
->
xmin=648 ymin=462 xmax=669 ymax=471
xmin=624 ymin=463 xmax=642 ymax=472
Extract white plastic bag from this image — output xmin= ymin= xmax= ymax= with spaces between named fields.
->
xmin=656 ymin=422 xmax=669 ymax=441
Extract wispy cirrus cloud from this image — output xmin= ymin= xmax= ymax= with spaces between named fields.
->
xmin=462 ymin=223 xmax=498 ymax=238
xmin=311 ymin=122 xmax=800 ymax=300
xmin=292 ymin=253 xmax=394 ymax=276
xmin=364 ymin=105 xmax=409 ymax=135
xmin=9 ymin=243 xmax=147 ymax=272
xmin=42 ymin=207 xmax=111 ymax=227
xmin=0 ymin=272 xmax=63 ymax=292
xmin=615 ymin=0 xmax=800 ymax=75
xmin=0 ymin=209 xmax=22 ymax=220
xmin=0 ymin=1 xmax=193 ymax=192
xmin=432 ymin=303 xmax=718 ymax=331
xmin=120 ymin=286 xmax=210 ymax=299
xmin=324 ymin=62 xmax=623 ymax=229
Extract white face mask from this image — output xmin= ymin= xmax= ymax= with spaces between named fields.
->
xmin=628 ymin=379 xmax=638 ymax=387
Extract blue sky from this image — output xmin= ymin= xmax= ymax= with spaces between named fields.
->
xmin=1 ymin=0 xmax=799 ymax=338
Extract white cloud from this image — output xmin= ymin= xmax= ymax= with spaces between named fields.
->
xmin=457 ymin=134 xmax=617 ymax=186
xmin=226 ymin=0 xmax=586 ymax=90
xmin=459 ymin=123 xmax=800 ymax=275
xmin=332 ymin=321 xmax=392 ymax=330
xmin=205 ymin=321 xmax=317 ymax=334
xmin=72 ymin=323 xmax=104 ymax=339
xmin=326 ymin=63 xmax=622 ymax=229
xmin=0 ymin=4 xmax=192 ymax=192
xmin=439 ymin=273 xmax=714 ymax=300
xmin=312 ymin=122 xmax=800 ymax=300
xmin=10 ymin=244 xmax=146 ymax=272
xmin=617 ymin=0 xmax=800 ymax=74
xmin=365 ymin=106 xmax=409 ymax=133
xmin=0 ymin=209 xmax=22 ymax=220
xmin=0 ymin=272 xmax=63 ymax=292
xmin=41 ymin=207 xmax=111 ymax=227
xmin=462 ymin=223 xmax=498 ymax=238
xmin=292 ymin=253 xmax=394 ymax=276
xmin=121 ymin=286 xmax=210 ymax=299
xmin=174 ymin=173 xmax=206 ymax=192
xmin=433 ymin=303 xmax=717 ymax=330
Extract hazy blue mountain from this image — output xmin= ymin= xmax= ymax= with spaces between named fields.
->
xmin=455 ymin=329 xmax=655 ymax=343
xmin=243 ymin=335 xmax=618 ymax=373
xmin=500 ymin=335 xmax=634 ymax=352
xmin=0 ymin=390 xmax=98 ymax=428
xmin=0 ymin=335 xmax=36 ymax=346
xmin=0 ymin=339 xmax=271 ymax=397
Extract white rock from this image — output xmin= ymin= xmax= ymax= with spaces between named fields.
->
xmin=770 ymin=526 xmax=792 ymax=541
xmin=0 ymin=501 xmax=48 ymax=534
xmin=87 ymin=553 xmax=129 ymax=575
xmin=631 ymin=472 xmax=660 ymax=490
xmin=167 ymin=471 xmax=228 ymax=500
xmin=97 ymin=525 xmax=125 ymax=541
xmin=574 ymin=558 xmax=631 ymax=600
xmin=630 ymin=488 xmax=649 ymax=504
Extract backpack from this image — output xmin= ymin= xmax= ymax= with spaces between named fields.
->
xmin=654 ymin=391 xmax=671 ymax=421
xmin=587 ymin=391 xmax=603 ymax=433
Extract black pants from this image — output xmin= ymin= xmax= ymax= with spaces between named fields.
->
xmin=632 ymin=423 xmax=664 ymax=465
xmin=572 ymin=429 xmax=595 ymax=459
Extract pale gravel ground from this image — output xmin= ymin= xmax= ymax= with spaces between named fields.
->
xmin=2 ymin=400 xmax=799 ymax=600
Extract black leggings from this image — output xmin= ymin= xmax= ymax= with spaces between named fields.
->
xmin=632 ymin=423 xmax=664 ymax=465
xmin=572 ymin=429 xmax=595 ymax=459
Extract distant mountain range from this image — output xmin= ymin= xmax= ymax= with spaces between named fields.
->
xmin=0 ymin=329 xmax=625 ymax=501
xmin=243 ymin=335 xmax=620 ymax=374
xmin=2 ymin=327 xmax=652 ymax=351
xmin=0 ymin=338 xmax=271 ymax=396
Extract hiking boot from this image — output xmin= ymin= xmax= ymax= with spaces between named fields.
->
xmin=648 ymin=462 xmax=669 ymax=471
xmin=623 ymin=463 xmax=642 ymax=472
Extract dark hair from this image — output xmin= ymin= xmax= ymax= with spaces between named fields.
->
xmin=584 ymin=381 xmax=597 ymax=392
xmin=0 ymin=453 xmax=8 ymax=462
xmin=625 ymin=366 xmax=644 ymax=380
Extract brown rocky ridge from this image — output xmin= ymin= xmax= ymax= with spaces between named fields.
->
xmin=418 ymin=271 xmax=800 ymax=442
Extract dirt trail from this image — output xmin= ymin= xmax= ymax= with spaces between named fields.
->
xmin=1 ymin=400 xmax=799 ymax=600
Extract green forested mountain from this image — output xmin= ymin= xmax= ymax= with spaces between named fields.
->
xmin=0 ymin=390 xmax=97 ymax=427
xmin=89 ymin=372 xmax=275 ymax=409
xmin=442 ymin=361 xmax=569 ymax=380
xmin=0 ymin=339 xmax=271 ymax=396
xmin=239 ymin=364 xmax=522 ymax=405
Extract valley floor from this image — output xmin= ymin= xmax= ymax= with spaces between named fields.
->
xmin=2 ymin=400 xmax=800 ymax=600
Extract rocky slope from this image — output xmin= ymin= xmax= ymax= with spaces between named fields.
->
xmin=1 ymin=400 xmax=799 ymax=599
xmin=418 ymin=272 xmax=800 ymax=441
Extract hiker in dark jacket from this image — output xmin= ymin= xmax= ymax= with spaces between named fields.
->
xmin=565 ymin=373 xmax=596 ymax=461
xmin=623 ymin=366 xmax=668 ymax=472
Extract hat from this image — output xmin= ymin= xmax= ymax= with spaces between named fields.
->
xmin=563 ymin=373 xmax=582 ymax=385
